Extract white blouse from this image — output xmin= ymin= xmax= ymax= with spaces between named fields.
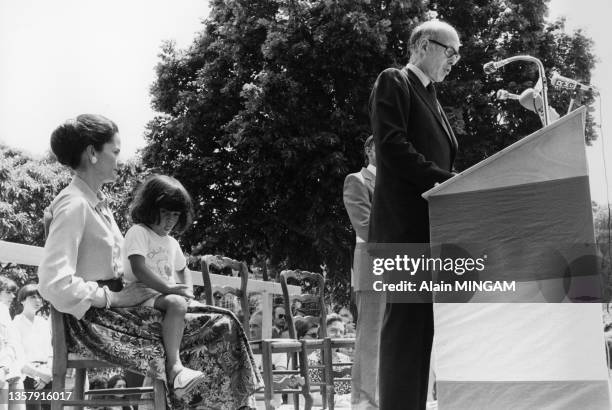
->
xmin=38 ymin=176 xmax=124 ymax=319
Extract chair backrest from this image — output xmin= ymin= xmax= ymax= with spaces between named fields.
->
xmin=200 ymin=255 xmax=250 ymax=333
xmin=280 ymin=270 xmax=327 ymax=340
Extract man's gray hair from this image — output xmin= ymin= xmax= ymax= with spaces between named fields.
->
xmin=408 ymin=20 xmax=457 ymax=53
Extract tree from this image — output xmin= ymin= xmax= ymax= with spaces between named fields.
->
xmin=0 ymin=146 xmax=71 ymax=247
xmin=143 ymin=0 xmax=596 ymax=304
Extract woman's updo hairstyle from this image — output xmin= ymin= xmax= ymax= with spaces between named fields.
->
xmin=50 ymin=114 xmax=118 ymax=169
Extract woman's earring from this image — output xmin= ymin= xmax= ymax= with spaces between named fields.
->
xmin=91 ymin=156 xmax=98 ymax=164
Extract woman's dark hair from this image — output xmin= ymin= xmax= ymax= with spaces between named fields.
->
xmin=130 ymin=175 xmax=194 ymax=234
xmin=88 ymin=375 xmax=108 ymax=390
xmin=50 ymin=114 xmax=118 ymax=169
xmin=294 ymin=316 xmax=319 ymax=339
xmin=107 ymin=374 xmax=127 ymax=389
xmin=0 ymin=276 xmax=18 ymax=293
xmin=16 ymin=283 xmax=39 ymax=303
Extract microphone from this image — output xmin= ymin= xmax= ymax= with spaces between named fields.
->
xmin=550 ymin=72 xmax=598 ymax=94
xmin=496 ymin=89 xmax=519 ymax=100
xmin=483 ymin=56 xmax=535 ymax=74
xmin=518 ymin=88 xmax=560 ymax=122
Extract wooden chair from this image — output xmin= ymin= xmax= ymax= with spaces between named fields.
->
xmin=279 ymin=269 xmax=331 ymax=409
xmin=200 ymin=254 xmax=250 ymax=331
xmin=43 ymin=212 xmax=165 ymax=410
xmin=49 ymin=306 xmax=166 ymax=410
xmin=322 ymin=337 xmax=354 ymax=409
xmin=281 ymin=270 xmax=356 ymax=410
xmin=200 ymin=256 xmax=310 ymax=410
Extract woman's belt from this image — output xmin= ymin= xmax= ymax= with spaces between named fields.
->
xmin=96 ymin=278 xmax=123 ymax=292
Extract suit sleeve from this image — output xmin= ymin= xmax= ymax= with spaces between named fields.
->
xmin=369 ymin=68 xmax=454 ymax=192
xmin=343 ymin=174 xmax=370 ymax=241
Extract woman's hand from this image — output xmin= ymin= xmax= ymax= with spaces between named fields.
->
xmin=109 ymin=282 xmax=159 ymax=307
xmin=166 ymin=284 xmax=194 ymax=299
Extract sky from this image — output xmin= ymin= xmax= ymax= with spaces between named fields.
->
xmin=0 ymin=0 xmax=209 ymax=160
xmin=0 ymin=0 xmax=610 ymax=203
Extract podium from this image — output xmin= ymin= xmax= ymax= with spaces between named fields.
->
xmin=423 ymin=107 xmax=610 ymax=409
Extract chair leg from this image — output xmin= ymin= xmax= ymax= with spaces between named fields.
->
xmin=73 ymin=369 xmax=86 ymax=401
xmin=50 ymin=366 xmax=66 ymax=410
xmin=290 ymin=352 xmax=300 ymax=410
xmin=153 ymin=378 xmax=166 ymax=410
xmin=324 ymin=338 xmax=334 ymax=410
xmin=298 ymin=341 xmax=313 ymax=410
xmin=261 ymin=341 xmax=275 ymax=410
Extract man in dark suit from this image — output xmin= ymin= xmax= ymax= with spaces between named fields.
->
xmin=368 ymin=20 xmax=460 ymax=409
xmin=343 ymin=135 xmax=384 ymax=409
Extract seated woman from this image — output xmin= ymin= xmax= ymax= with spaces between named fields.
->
xmin=38 ymin=114 xmax=261 ymax=409
xmin=306 ymin=314 xmax=351 ymax=395
xmin=105 ymin=374 xmax=133 ymax=410
xmin=0 ymin=276 xmax=25 ymax=410
xmin=12 ymin=284 xmax=52 ymax=410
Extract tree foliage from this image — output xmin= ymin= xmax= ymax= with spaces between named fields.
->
xmin=142 ymin=0 xmax=596 ymax=304
xmin=0 ymin=146 xmax=71 ymax=246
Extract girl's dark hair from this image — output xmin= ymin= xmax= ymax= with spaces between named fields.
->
xmin=17 ymin=283 xmax=39 ymax=303
xmin=0 ymin=276 xmax=18 ymax=293
xmin=50 ymin=114 xmax=118 ymax=169
xmin=130 ymin=175 xmax=194 ymax=234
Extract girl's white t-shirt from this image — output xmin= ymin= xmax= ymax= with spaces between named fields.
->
xmin=122 ymin=224 xmax=186 ymax=285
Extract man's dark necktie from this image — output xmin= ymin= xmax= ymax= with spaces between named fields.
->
xmin=427 ymin=82 xmax=452 ymax=137
xmin=427 ymin=82 xmax=437 ymax=103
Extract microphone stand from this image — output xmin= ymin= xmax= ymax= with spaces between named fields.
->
xmin=485 ymin=55 xmax=550 ymax=127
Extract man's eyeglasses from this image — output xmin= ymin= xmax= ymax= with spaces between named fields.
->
xmin=276 ymin=314 xmax=286 ymax=319
xmin=428 ymin=39 xmax=460 ymax=61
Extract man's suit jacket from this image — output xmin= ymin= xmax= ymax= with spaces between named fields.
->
xmin=343 ymin=167 xmax=375 ymax=290
xmin=368 ymin=67 xmax=458 ymax=243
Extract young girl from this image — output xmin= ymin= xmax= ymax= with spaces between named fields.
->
xmin=122 ymin=175 xmax=203 ymax=399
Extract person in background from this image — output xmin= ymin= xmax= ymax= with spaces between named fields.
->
xmin=248 ymin=311 xmax=295 ymax=404
xmin=272 ymin=305 xmax=288 ymax=338
xmin=334 ymin=305 xmax=355 ymax=336
xmin=343 ymin=134 xmax=381 ymax=409
xmin=85 ymin=375 xmax=108 ymax=410
xmin=12 ymin=284 xmax=52 ymax=410
xmin=294 ymin=316 xmax=320 ymax=340
xmin=307 ymin=314 xmax=351 ymax=394
xmin=106 ymin=374 xmax=133 ymax=410
xmin=304 ymin=314 xmax=351 ymax=408
xmin=0 ymin=276 xmax=25 ymax=410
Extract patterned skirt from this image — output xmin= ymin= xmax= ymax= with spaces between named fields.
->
xmin=64 ymin=302 xmax=262 ymax=409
